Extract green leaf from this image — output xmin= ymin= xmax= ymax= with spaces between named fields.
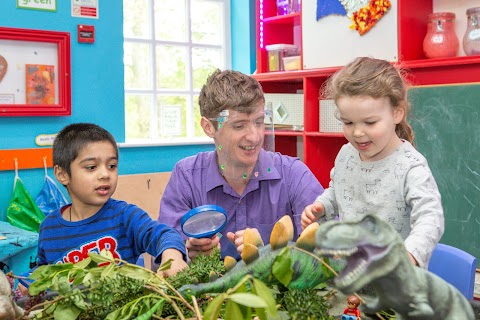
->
xmin=70 ymin=269 xmax=87 ymax=286
xmin=252 ymin=278 xmax=278 ymax=318
xmin=272 ymin=248 xmax=293 ymax=286
xmin=53 ymin=303 xmax=82 ymax=320
xmin=133 ymin=299 xmax=164 ymax=320
xmin=30 ymin=263 xmax=73 ymax=279
xmin=29 ymin=277 xmax=52 ymax=296
xmin=88 ymin=252 xmax=114 ymax=263
xmin=82 ymin=266 xmax=104 ymax=286
xmin=225 ymin=299 xmax=244 ymax=320
xmin=203 ymin=293 xmax=226 ymax=320
xmin=57 ymin=275 xmax=71 ymax=294
xmin=117 ymin=264 xmax=155 ymax=281
xmin=228 ymin=293 xmax=267 ymax=308
xmin=158 ymin=258 xmax=173 ymax=272
xmin=101 ymin=261 xmax=115 ymax=278
xmin=72 ymin=257 xmax=91 ymax=270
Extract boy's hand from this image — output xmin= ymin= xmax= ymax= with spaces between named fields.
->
xmin=227 ymin=228 xmax=261 ymax=255
xmin=185 ymin=235 xmax=221 ymax=261
xmin=158 ymin=249 xmax=188 ymax=278
xmin=301 ymin=202 xmax=325 ymax=230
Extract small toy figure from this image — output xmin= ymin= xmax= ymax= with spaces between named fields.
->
xmin=342 ymin=295 xmax=361 ymax=320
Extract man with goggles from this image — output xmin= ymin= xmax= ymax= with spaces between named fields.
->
xmin=158 ymin=69 xmax=324 ymax=261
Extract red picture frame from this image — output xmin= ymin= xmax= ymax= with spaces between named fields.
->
xmin=0 ymin=26 xmax=71 ymax=116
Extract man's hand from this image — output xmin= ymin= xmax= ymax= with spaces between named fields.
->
xmin=158 ymin=249 xmax=188 ymax=278
xmin=301 ymin=202 xmax=325 ymax=230
xmin=186 ymin=235 xmax=221 ymax=261
xmin=227 ymin=228 xmax=261 ymax=255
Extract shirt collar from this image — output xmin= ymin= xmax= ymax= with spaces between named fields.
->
xmin=205 ymin=149 xmax=281 ymax=192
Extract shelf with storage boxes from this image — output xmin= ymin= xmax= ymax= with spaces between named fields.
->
xmin=254 ymin=0 xmax=480 ymax=186
xmin=256 ymin=71 xmax=347 ymax=187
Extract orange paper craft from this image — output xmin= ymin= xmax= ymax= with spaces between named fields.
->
xmin=25 ymin=64 xmax=55 ymax=104
xmin=350 ymin=0 xmax=391 ymax=36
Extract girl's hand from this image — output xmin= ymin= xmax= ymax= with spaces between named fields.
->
xmin=301 ymin=202 xmax=325 ymax=230
xmin=185 ymin=235 xmax=221 ymax=261
xmin=407 ymin=252 xmax=419 ymax=266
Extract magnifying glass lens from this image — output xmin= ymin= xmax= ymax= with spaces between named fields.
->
xmin=181 ymin=205 xmax=227 ymax=239
xmin=183 ymin=211 xmax=226 ymax=234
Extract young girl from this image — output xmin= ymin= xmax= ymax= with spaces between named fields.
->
xmin=301 ymin=57 xmax=444 ymax=268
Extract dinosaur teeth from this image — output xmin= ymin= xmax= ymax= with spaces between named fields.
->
xmin=317 ymin=246 xmax=358 ymax=257
xmin=337 ymin=259 xmax=368 ymax=287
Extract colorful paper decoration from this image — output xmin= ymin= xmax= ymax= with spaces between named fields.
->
xmin=350 ymin=0 xmax=392 ymax=35
xmin=316 ymin=0 xmax=391 ymax=36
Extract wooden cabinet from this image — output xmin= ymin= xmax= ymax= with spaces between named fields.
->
xmin=253 ymin=0 xmax=480 ymax=187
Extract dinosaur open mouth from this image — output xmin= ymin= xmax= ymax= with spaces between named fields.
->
xmin=317 ymin=244 xmax=387 ymax=287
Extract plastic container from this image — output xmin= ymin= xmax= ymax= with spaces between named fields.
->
xmin=276 ymin=0 xmax=301 ymax=16
xmin=282 ymin=56 xmax=301 ymax=71
xmin=265 ymin=44 xmax=298 ymax=72
xmin=423 ymin=12 xmax=459 ymax=59
xmin=463 ymin=7 xmax=480 ymax=56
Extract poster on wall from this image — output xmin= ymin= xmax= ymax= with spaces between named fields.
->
xmin=71 ymin=0 xmax=99 ymax=19
xmin=160 ymin=105 xmax=183 ymax=136
xmin=25 ymin=64 xmax=55 ymax=105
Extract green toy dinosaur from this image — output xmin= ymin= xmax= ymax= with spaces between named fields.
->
xmin=179 ymin=216 xmax=345 ymax=296
xmin=315 ymin=214 xmax=475 ymax=320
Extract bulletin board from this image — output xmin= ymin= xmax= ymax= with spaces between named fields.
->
xmin=0 ymin=26 xmax=71 ymax=116
xmin=302 ymin=0 xmax=398 ymax=69
xmin=409 ymin=83 xmax=480 ymax=265
xmin=112 ymin=172 xmax=172 ymax=220
xmin=0 ymin=39 xmax=59 ymax=105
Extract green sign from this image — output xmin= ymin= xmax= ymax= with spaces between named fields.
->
xmin=17 ymin=0 xmax=57 ymax=12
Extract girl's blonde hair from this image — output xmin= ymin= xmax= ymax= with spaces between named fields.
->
xmin=323 ymin=57 xmax=415 ymax=144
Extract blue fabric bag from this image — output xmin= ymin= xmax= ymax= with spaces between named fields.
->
xmin=35 ymin=174 xmax=68 ymax=216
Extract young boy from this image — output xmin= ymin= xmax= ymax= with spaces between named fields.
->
xmin=37 ymin=123 xmax=187 ymax=276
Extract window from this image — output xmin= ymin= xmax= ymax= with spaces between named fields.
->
xmin=123 ymin=0 xmax=230 ymax=143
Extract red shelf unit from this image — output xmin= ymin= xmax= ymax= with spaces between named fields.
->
xmin=254 ymin=0 xmax=480 ymax=187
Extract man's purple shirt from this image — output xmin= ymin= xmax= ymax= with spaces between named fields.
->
xmin=159 ymin=149 xmax=324 ymax=259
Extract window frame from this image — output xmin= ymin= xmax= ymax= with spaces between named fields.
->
xmin=123 ymin=0 xmax=231 ymax=145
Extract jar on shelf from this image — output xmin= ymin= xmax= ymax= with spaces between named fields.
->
xmin=463 ymin=7 xmax=480 ymax=56
xmin=423 ymin=12 xmax=459 ymax=59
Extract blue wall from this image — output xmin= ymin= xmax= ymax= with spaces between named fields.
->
xmin=231 ymin=0 xmax=256 ymax=74
xmin=0 ymin=2 xmax=254 ymax=221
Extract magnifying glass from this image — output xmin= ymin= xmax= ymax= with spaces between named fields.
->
xmin=180 ymin=205 xmax=227 ymax=239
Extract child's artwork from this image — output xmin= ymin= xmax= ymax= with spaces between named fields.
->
xmin=316 ymin=0 xmax=391 ymax=35
xmin=25 ymin=64 xmax=55 ymax=104
xmin=0 ymin=54 xmax=7 ymax=82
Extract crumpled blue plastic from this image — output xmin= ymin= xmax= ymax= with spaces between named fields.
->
xmin=35 ymin=175 xmax=68 ymax=216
